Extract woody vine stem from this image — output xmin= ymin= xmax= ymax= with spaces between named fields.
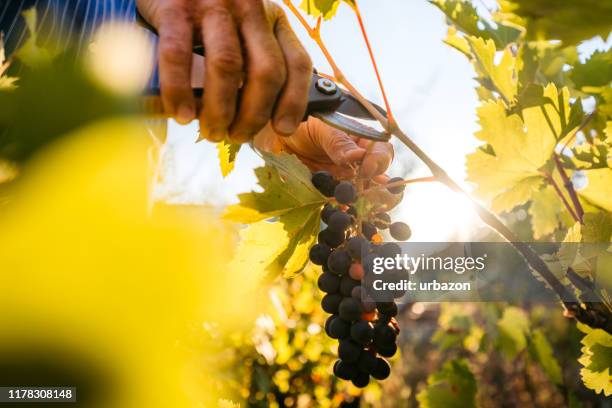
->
xmin=282 ymin=0 xmax=612 ymax=333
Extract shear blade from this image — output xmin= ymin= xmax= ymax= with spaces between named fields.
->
xmin=312 ymin=111 xmax=390 ymax=142
xmin=336 ymin=90 xmax=387 ymax=120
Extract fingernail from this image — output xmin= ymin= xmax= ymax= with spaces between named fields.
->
xmin=176 ymin=104 xmax=195 ymax=125
xmin=275 ymin=116 xmax=298 ymax=136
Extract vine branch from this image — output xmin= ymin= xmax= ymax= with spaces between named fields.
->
xmin=283 ymin=1 xmax=611 ymax=334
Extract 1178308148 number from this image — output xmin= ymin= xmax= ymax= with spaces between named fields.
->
xmin=1 ymin=387 xmax=75 ymax=402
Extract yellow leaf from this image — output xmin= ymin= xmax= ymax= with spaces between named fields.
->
xmin=444 ymin=26 xmax=470 ymax=57
xmin=579 ymin=168 xmax=612 ymax=212
xmin=467 ymin=36 xmax=517 ymax=103
xmin=528 ymin=186 xmax=562 ymax=239
xmin=217 ymin=140 xmax=241 ymax=178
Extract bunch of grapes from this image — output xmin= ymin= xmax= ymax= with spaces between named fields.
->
xmin=308 ymin=171 xmax=411 ymax=388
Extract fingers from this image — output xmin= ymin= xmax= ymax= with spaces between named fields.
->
xmin=156 ymin=6 xmax=195 ymax=124
xmin=271 ymin=11 xmax=312 ymax=136
xmin=229 ymin=0 xmax=286 ymax=143
xmin=199 ymin=0 xmax=244 ymax=142
xmin=357 ymin=139 xmax=394 ymax=179
xmin=309 ymin=119 xmax=367 ymax=168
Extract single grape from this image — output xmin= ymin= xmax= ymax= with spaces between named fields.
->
xmin=377 ymin=301 xmax=398 ymax=317
xmin=351 ymin=285 xmax=363 ymax=300
xmin=340 ymin=275 xmax=361 ymax=297
xmin=376 ymin=242 xmax=402 ymax=258
xmin=347 ymin=236 xmax=369 ymax=260
xmin=318 ymin=228 xmax=345 ymax=248
xmin=309 ymin=243 xmax=331 ymax=265
xmin=318 ymin=272 xmax=341 ymax=294
xmin=350 ymin=320 xmax=375 ymax=345
xmin=312 ymin=171 xmax=337 ymax=197
xmin=338 ymin=339 xmax=361 ymax=363
xmin=334 ymin=181 xmax=356 ymax=204
xmin=357 ymin=352 xmax=377 ymax=373
xmin=389 ymin=222 xmax=412 ymax=241
xmin=374 ymin=324 xmax=397 ymax=348
xmin=373 ymin=212 xmax=391 ymax=229
xmin=348 ymin=263 xmax=365 ymax=280
xmin=333 ymin=360 xmax=357 ymax=381
xmin=324 ymin=315 xmax=334 ymax=335
xmin=321 ymin=293 xmax=342 ymax=314
xmin=386 ymin=177 xmax=406 ymax=194
xmin=370 ymin=358 xmax=391 ymax=380
xmin=362 ymin=222 xmax=377 ymax=240
xmin=329 ymin=316 xmax=351 ymax=339
xmin=328 ymin=211 xmax=352 ymax=232
xmin=339 ymin=297 xmax=362 ymax=321
xmin=361 ymin=254 xmax=377 ymax=276
xmin=327 ymin=250 xmax=352 ymax=276
xmin=351 ymin=371 xmax=370 ymax=388
xmin=377 ymin=344 xmax=397 ymax=358
xmin=321 ymin=203 xmax=337 ymax=224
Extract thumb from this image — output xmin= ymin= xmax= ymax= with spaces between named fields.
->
xmin=310 ymin=118 xmax=366 ymax=168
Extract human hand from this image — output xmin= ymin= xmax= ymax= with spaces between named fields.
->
xmin=136 ymin=0 xmax=312 ymax=142
xmin=254 ymin=117 xmax=394 ymax=180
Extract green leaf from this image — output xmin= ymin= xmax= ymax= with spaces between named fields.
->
xmin=530 ymin=329 xmax=563 ymax=385
xmin=577 ymin=323 xmax=612 ymax=396
xmin=496 ymin=306 xmax=529 ymax=359
xmin=430 ymin=0 xmax=521 ymax=49
xmin=466 ymin=36 xmax=517 ymax=103
xmin=216 ymin=140 xmax=241 ymax=178
xmin=578 ymin=169 xmax=612 ymax=212
xmin=14 ymin=8 xmax=55 ymax=67
xmin=570 ymin=49 xmax=612 ymax=90
xmin=498 ymin=0 xmax=612 ymax=45
xmin=528 ymin=186 xmax=564 ymax=239
xmin=417 ymin=360 xmax=477 ymax=408
xmin=224 ymin=152 xmax=326 ymax=279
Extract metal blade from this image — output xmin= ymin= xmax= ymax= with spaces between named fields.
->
xmin=312 ymin=111 xmax=390 ymax=142
xmin=335 ymin=90 xmax=387 ymax=120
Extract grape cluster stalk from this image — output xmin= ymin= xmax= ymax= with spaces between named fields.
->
xmin=309 ymin=171 xmax=411 ymax=387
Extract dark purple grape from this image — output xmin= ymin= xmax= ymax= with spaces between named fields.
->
xmin=329 ymin=316 xmax=351 ymax=339
xmin=357 ymin=352 xmax=377 ymax=373
xmin=312 ymin=171 xmax=337 ymax=197
xmin=370 ymin=358 xmax=391 ymax=380
xmin=334 ymin=181 xmax=356 ymax=204
xmin=340 ymin=275 xmax=360 ymax=297
xmin=321 ymin=203 xmax=337 ymax=224
xmin=328 ymin=211 xmax=352 ymax=232
xmin=374 ymin=324 xmax=397 ymax=348
xmin=351 ymin=371 xmax=370 ymax=388
xmin=309 ymin=243 xmax=331 ymax=265
xmin=318 ymin=228 xmax=345 ymax=248
xmin=321 ymin=294 xmax=342 ymax=314
xmin=351 ymin=286 xmax=363 ymax=300
xmin=350 ymin=320 xmax=374 ymax=345
xmin=318 ymin=272 xmax=341 ymax=294
xmin=339 ymin=297 xmax=362 ymax=321
xmin=377 ymin=302 xmax=398 ymax=317
xmin=347 ymin=236 xmax=369 ymax=260
xmin=387 ymin=177 xmax=405 ymax=194
xmin=389 ymin=222 xmax=411 ymax=241
xmin=333 ymin=360 xmax=357 ymax=381
xmin=376 ymin=242 xmax=401 ymax=258
xmin=327 ymin=250 xmax=351 ymax=276
xmin=377 ymin=344 xmax=397 ymax=358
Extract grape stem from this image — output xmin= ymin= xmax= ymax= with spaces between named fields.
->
xmin=360 ymin=176 xmax=436 ymax=195
xmin=283 ymin=1 xmax=612 ymax=333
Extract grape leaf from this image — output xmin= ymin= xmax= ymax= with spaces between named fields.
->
xmin=530 ymin=329 xmax=563 ymax=385
xmin=299 ymin=0 xmax=353 ymax=20
xmin=417 ymin=360 xmax=477 ymax=408
xmin=216 ymin=140 xmax=241 ymax=178
xmin=467 ymin=36 xmax=517 ymax=103
xmin=14 ymin=8 xmax=55 ymax=67
xmin=570 ymin=49 xmax=612 ymax=90
xmin=224 ymin=152 xmax=326 ymax=279
xmin=577 ymin=323 xmax=612 ymax=396
xmin=528 ymin=186 xmax=564 ymax=239
xmin=605 ymin=121 xmax=612 ymax=145
xmin=430 ymin=0 xmax=521 ymax=49
xmin=496 ymin=306 xmax=529 ymax=359
xmin=578 ymin=169 xmax=612 ymax=212
xmin=466 ymin=86 xmax=566 ymax=212
xmin=498 ymin=0 xmax=612 ymax=45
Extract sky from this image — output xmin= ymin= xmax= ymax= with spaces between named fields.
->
xmin=156 ymin=0 xmax=611 ymax=242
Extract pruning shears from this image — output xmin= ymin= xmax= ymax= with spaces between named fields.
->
xmin=138 ymin=14 xmax=390 ymax=142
